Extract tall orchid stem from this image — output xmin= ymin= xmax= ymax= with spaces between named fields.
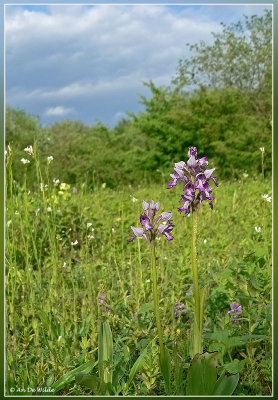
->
xmin=191 ymin=210 xmax=202 ymax=355
xmin=150 ymin=242 xmax=164 ymax=351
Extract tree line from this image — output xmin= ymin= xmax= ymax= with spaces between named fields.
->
xmin=6 ymin=10 xmax=272 ymax=189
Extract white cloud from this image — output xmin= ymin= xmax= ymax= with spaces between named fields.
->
xmin=5 ymin=4 xmax=271 ymax=125
xmin=44 ymin=106 xmax=74 ymax=116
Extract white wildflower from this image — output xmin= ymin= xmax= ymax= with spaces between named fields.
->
xmin=87 ymin=235 xmax=95 ymax=240
xmin=254 ymin=226 xmax=262 ymax=233
xmin=47 ymin=155 xmax=54 ymax=163
xmin=58 ymin=335 xmax=62 ymax=342
xmin=21 ymin=158 xmax=30 ymax=164
xmin=204 ymin=239 xmax=208 ymax=244
xmin=46 ymin=207 xmax=52 ymax=212
xmin=260 ymin=147 xmax=265 ymax=153
xmin=111 ymin=228 xmax=115 ymax=233
xmin=6 ymin=220 xmax=12 ymax=227
xmin=87 ymin=222 xmax=93 ymax=228
xmin=62 ymin=262 xmax=67 ymax=268
xmin=262 ymin=194 xmax=271 ymax=203
xmin=40 ymin=183 xmax=48 ymax=191
xmin=53 ymin=178 xmax=60 ymax=185
xmin=131 ymin=196 xmax=138 ymax=203
xmin=101 ymin=182 xmax=107 ymax=189
xmin=35 ymin=208 xmax=40 ymax=216
xmin=71 ymin=240 xmax=78 ymax=246
xmin=24 ymin=145 xmax=33 ymax=155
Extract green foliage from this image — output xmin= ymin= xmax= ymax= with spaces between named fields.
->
xmin=186 ymin=352 xmax=218 ymax=395
xmin=159 ymin=344 xmax=171 ymax=394
xmin=52 ymin=360 xmax=96 ymax=393
xmin=128 ymin=345 xmax=150 ymax=385
xmin=213 ymin=371 xmax=239 ymax=395
xmin=98 ymin=321 xmax=113 ymax=385
xmin=5 ymin=11 xmax=272 ymax=186
xmin=133 ymin=81 xmax=271 ymax=180
xmin=5 ymin=147 xmax=272 ymax=395
xmin=174 ymin=10 xmax=271 ymax=93
xmin=5 ymin=9 xmax=272 ymax=396
xmin=186 ymin=351 xmax=239 ymax=395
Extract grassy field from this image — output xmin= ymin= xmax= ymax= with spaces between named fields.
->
xmin=5 ymin=149 xmax=272 ymax=396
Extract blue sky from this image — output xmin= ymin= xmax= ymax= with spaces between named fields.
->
xmin=5 ymin=4 xmax=272 ymax=127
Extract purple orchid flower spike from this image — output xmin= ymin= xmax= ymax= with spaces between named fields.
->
xmin=129 ymin=200 xmax=174 ymax=242
xmin=168 ymin=146 xmax=218 ymax=215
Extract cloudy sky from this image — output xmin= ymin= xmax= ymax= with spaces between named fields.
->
xmin=5 ymin=4 xmax=271 ymax=127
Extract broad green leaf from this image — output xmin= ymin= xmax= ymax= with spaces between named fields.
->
xmin=38 ymin=310 xmax=59 ymax=340
xmin=138 ymin=302 xmax=154 ymax=314
xmin=75 ymin=373 xmax=100 ymax=391
xmin=221 ymin=268 xmax=233 ymax=279
xmin=52 ymin=359 xmax=96 ymax=393
xmin=226 ymin=334 xmax=267 ymax=348
xmin=204 ymin=331 xmax=229 ymax=343
xmin=213 ymin=372 xmax=239 ymax=395
xmin=98 ymin=321 xmax=113 ymax=384
xmin=250 ymin=275 xmax=260 ymax=290
xmin=224 ymin=359 xmax=245 ymax=374
xmin=128 ymin=346 xmax=149 ymax=385
xmin=186 ymin=352 xmax=218 ymax=395
xmin=255 ymin=248 xmax=267 ymax=258
xmin=159 ymin=344 xmax=171 ymax=394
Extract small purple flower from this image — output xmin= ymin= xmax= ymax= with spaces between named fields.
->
xmin=174 ymin=302 xmax=187 ymax=318
xmin=72 ymin=187 xmax=78 ymax=194
xmin=228 ymin=302 xmax=242 ymax=323
xmin=98 ymin=293 xmax=111 ymax=313
xmin=168 ymin=147 xmax=218 ymax=215
xmin=129 ymin=200 xmax=174 ymax=242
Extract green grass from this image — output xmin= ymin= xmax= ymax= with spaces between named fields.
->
xmin=5 ymin=150 xmax=272 ymax=396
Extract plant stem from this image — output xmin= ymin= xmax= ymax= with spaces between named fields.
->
xmin=150 ymin=242 xmax=163 ymax=351
xmin=191 ymin=210 xmax=202 ymax=355
xmin=261 ymin=151 xmax=264 ymax=180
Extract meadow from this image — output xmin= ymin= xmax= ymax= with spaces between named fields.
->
xmin=5 ymin=146 xmax=272 ymax=396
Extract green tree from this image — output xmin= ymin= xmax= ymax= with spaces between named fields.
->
xmin=173 ymin=10 xmax=271 ymax=93
xmin=133 ymin=9 xmax=272 ymax=178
